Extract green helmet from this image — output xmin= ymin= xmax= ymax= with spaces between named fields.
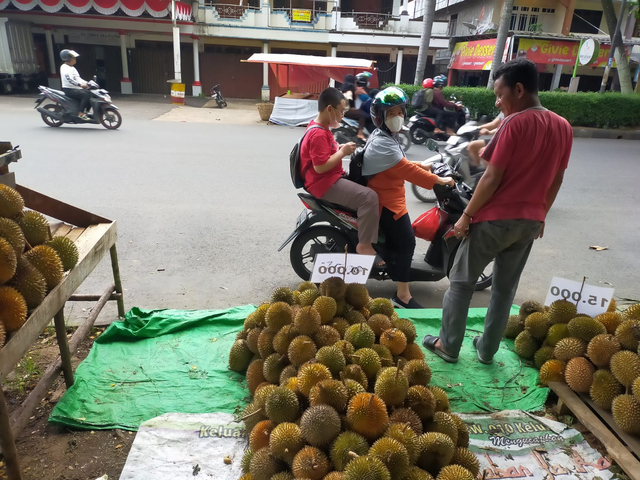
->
xmin=370 ymin=87 xmax=408 ymax=128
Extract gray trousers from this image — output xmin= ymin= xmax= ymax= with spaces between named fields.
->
xmin=321 ymin=178 xmax=379 ymax=244
xmin=440 ymin=219 xmax=543 ymax=359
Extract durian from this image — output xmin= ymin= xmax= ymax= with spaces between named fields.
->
xmin=590 ymin=369 xmax=623 ymax=410
xmin=249 ymin=419 xmax=275 ymax=451
xmin=425 ymin=411 xmax=458 ymax=445
xmin=316 ymin=346 xmax=346 ymax=376
xmin=402 ymin=343 xmax=425 ymax=361
xmin=265 ymin=302 xmax=293 ymax=333
xmin=406 ymin=385 xmax=436 ymax=420
xmin=596 ymin=312 xmax=623 ymax=335
xmin=249 ymin=448 xmax=285 ymax=480
xmin=292 ymin=446 xmax=330 ymax=480
xmin=331 ymin=317 xmax=350 ymax=338
xmin=553 ymin=337 xmax=587 ymax=362
xmin=229 ymin=339 xmax=253 ymax=372
xmin=450 ymin=414 xmax=469 ymax=447
xmin=257 ymin=329 xmax=276 ymax=359
xmin=369 ymin=298 xmax=395 ymax=317
xmin=564 ymin=357 xmax=595 ymax=393
xmin=346 ymin=393 xmax=389 ymax=440
xmin=0 ymin=237 xmax=17 ymax=284
xmin=615 ymin=320 xmax=640 ymax=351
xmin=287 ymin=335 xmax=317 ymax=367
xmin=309 ymin=379 xmax=348 ymax=412
xmin=297 ymin=362 xmax=332 ymax=397
xmin=545 ymin=323 xmax=569 ymax=347
xmin=514 ymin=331 xmax=538 ymax=360
xmin=46 ymin=236 xmax=78 ymax=271
xmin=436 ymin=465 xmax=475 ymax=480
xmin=297 ymin=280 xmax=317 ymax=293
xmin=428 ymin=386 xmax=450 ymax=413
xmin=624 ymin=303 xmax=640 ymax=321
xmin=344 ymin=322 xmax=375 ymax=349
xmin=610 ymin=350 xmax=640 ymax=387
xmin=298 ymin=288 xmax=319 ymax=306
xmin=567 ymin=316 xmax=606 ymax=342
xmin=271 ymin=287 xmax=296 ymax=305
xmin=294 ymin=306 xmax=321 ymax=336
xmin=320 ymin=277 xmax=347 ymax=301
xmin=404 ymin=360 xmax=432 ymax=386
xmin=341 ymin=364 xmax=368 ymax=390
xmin=405 ymin=466 xmax=435 ymax=480
xmin=587 ymin=334 xmax=621 ymax=368
xmin=369 ymin=437 xmax=410 ymax=479
xmin=330 ymin=431 xmax=370 ymax=471
xmin=524 ymin=312 xmax=550 ymax=339
xmin=612 ymin=395 xmax=640 ymax=434
xmin=539 ymin=359 xmax=566 ymax=386
xmin=519 ymin=300 xmax=544 ymax=319
xmin=246 ymin=360 xmax=267 ymax=396
xmin=548 ymin=300 xmax=577 ymax=324
xmin=368 ymin=314 xmax=392 ymax=337
xmin=24 ymin=245 xmax=63 ymax=290
xmin=374 ymin=366 xmax=409 ymax=406
xmin=345 ymin=284 xmax=369 ymax=309
xmin=351 ymin=348 xmax=382 ymax=379
xmin=534 ymin=346 xmax=555 ymax=369
xmin=313 ymin=296 xmax=337 ymax=324
xmin=504 ymin=315 xmax=524 ymax=339
xmin=380 ymin=328 xmax=408 ymax=355
xmin=389 ymin=408 xmax=423 ymax=435
xmin=265 ymin=386 xmax=300 ymax=424
xmin=17 ymin=211 xmax=50 ymax=246
xmin=416 ymin=432 xmax=455 ymax=476
xmin=0 ymin=218 xmax=25 ymax=256
xmin=391 ymin=317 xmax=418 ymax=344
xmin=312 ymin=325 xmax=341 ymax=348
xmin=343 ymin=455 xmax=391 ymax=480
xmin=0 ymin=185 xmax=24 ymax=218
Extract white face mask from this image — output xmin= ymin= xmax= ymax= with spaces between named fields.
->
xmin=329 ymin=109 xmax=341 ymax=129
xmin=385 ymin=115 xmax=404 ymax=133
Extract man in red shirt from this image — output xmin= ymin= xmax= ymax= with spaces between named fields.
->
xmin=423 ymin=58 xmax=573 ymax=364
xmin=301 ymin=87 xmax=379 ymax=256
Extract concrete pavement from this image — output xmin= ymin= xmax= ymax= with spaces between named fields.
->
xmin=0 ymin=95 xmax=638 ymax=325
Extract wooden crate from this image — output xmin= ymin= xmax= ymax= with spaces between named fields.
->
xmin=0 ymin=144 xmax=125 ymax=480
xmin=550 ymin=382 xmax=640 ymax=480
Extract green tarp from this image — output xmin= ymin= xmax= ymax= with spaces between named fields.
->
xmin=50 ymin=305 xmax=548 ymax=431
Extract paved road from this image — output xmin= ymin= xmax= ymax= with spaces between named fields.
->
xmin=1 ymin=96 xmax=638 ymax=324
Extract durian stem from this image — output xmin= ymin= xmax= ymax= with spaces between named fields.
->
xmin=369 ymin=394 xmax=376 ymax=406
xmin=343 ymin=244 xmax=348 ymax=282
xmin=576 ymin=276 xmax=587 ymax=307
xmin=241 ymin=409 xmax=264 ymax=421
xmin=348 ymin=451 xmax=360 ymax=459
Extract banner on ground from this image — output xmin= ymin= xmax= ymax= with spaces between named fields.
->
xmin=119 ymin=411 xmax=614 ymax=480
xmin=448 ymin=37 xmax=511 ymax=71
xmin=517 ymin=38 xmax=632 ymax=68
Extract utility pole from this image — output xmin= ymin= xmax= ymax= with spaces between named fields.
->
xmin=414 ymin=0 xmax=436 ymax=85
xmin=487 ymin=0 xmax=514 ymax=90
xmin=172 ymin=0 xmax=182 ymax=83
xmin=600 ymin=0 xmax=632 ymax=93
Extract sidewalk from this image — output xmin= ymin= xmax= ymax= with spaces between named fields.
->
xmin=572 ymin=126 xmax=640 ymax=140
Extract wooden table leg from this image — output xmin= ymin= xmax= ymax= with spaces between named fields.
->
xmin=53 ymin=308 xmax=74 ymax=388
xmin=109 ymin=244 xmax=125 ymax=318
xmin=0 ymin=388 xmax=23 ymax=480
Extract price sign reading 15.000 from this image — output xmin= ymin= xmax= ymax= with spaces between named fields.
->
xmin=544 ymin=276 xmax=614 ymax=317
xmin=310 ymin=253 xmax=376 ymax=284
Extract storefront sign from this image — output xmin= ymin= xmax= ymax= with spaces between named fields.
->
xmin=67 ymin=31 xmax=122 ymax=46
xmin=579 ymin=38 xmax=600 ymax=66
xmin=518 ymin=38 xmax=630 ymax=67
xmin=544 ymin=276 xmax=614 ymax=317
xmin=292 ymin=9 xmax=312 ymax=22
xmin=449 ymin=37 xmax=511 ymax=71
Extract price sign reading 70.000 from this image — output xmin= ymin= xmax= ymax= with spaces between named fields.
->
xmin=310 ymin=253 xmax=376 ymax=284
xmin=544 ymin=277 xmax=614 ymax=317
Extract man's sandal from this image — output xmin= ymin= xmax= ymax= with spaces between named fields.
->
xmin=422 ymin=335 xmax=458 ymax=363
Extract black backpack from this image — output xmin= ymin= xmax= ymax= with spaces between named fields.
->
xmin=346 ymin=144 xmax=369 ymax=186
xmin=290 ymin=124 xmax=325 ymax=189
xmin=411 ymin=89 xmax=426 ymax=109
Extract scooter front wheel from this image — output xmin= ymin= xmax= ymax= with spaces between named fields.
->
xmin=289 ymin=226 xmax=355 ymax=281
xmin=399 ymin=130 xmax=411 ymax=152
xmin=409 ymin=124 xmax=428 ymax=145
xmin=99 ymin=107 xmax=122 ymax=130
xmin=412 ymin=184 xmax=436 ymax=203
xmin=41 ymin=104 xmax=63 ymax=127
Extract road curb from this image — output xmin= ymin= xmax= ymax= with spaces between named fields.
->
xmin=572 ymin=127 xmax=640 ymax=140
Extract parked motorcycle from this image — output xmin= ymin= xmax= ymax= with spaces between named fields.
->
xmin=279 ymin=145 xmax=493 ymax=291
xmin=412 ymin=123 xmax=486 ymax=203
xmin=408 ymin=96 xmax=470 ymax=144
xmin=210 ymin=84 xmax=227 ymax=108
xmin=35 ymin=79 xmax=121 ymax=129
xmin=332 ymin=117 xmax=412 ymax=152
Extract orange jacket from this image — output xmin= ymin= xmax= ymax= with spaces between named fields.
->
xmin=368 ymin=158 xmax=438 ymax=220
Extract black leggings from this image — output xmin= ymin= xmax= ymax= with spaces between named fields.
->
xmin=344 ymin=108 xmax=365 ymax=130
xmin=436 ymin=109 xmax=458 ymax=130
xmin=379 ymin=207 xmax=415 ymax=283
xmin=63 ymin=88 xmax=91 ymax=114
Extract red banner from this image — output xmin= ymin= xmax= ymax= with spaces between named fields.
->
xmin=517 ymin=39 xmax=631 ymax=67
xmin=449 ymin=38 xmax=511 ymax=71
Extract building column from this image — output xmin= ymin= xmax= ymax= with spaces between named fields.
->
xmin=329 ymin=45 xmax=337 ymax=87
xmin=561 ymin=0 xmax=576 ymax=35
xmin=119 ymin=31 xmax=132 ymax=94
xmin=395 ymin=49 xmax=404 ymax=85
xmin=262 ymin=41 xmax=270 ymax=102
xmin=392 ymin=0 xmax=401 ymax=16
xmin=332 ymin=0 xmax=341 ymax=32
xmin=550 ymin=64 xmax=563 ymax=91
xmin=44 ymin=26 xmax=61 ymax=89
xmin=192 ymin=35 xmax=202 ymax=96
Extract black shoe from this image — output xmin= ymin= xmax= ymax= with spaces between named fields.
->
xmin=391 ymin=295 xmax=423 ymax=309
xmin=472 ymin=336 xmax=493 ymax=365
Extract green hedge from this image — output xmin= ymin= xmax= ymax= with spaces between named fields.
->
xmin=389 ymin=83 xmax=640 ymax=128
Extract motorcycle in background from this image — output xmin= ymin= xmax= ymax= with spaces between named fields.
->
xmin=332 ymin=117 xmax=412 ymax=152
xmin=408 ymin=95 xmax=470 ymax=144
xmin=210 ymin=84 xmax=227 ymax=108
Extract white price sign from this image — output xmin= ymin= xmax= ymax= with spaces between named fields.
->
xmin=544 ymin=277 xmax=614 ymax=317
xmin=310 ymin=253 xmax=375 ymax=284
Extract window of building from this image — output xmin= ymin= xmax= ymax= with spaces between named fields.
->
xmin=511 ymin=5 xmax=555 ymax=32
xmin=448 ymin=13 xmax=458 ymax=36
xmin=570 ymin=9 xmax=603 ymax=34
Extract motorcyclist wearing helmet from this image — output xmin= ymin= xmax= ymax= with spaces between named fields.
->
xmin=59 ymin=49 xmax=91 ymax=120
xmin=432 ymin=74 xmax=463 ymax=136
xmin=416 ymin=77 xmax=443 ymax=127
xmin=363 ymin=87 xmax=454 ymax=309
xmin=340 ymin=74 xmax=367 ymax=140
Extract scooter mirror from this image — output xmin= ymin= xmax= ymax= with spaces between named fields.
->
xmin=93 ymin=75 xmax=97 ymax=82
xmin=426 ymin=139 xmax=439 ymax=152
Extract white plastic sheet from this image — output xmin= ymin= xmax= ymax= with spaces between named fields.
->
xmin=269 ymin=97 xmax=318 ymax=127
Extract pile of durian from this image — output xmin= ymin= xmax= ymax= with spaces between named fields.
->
xmin=508 ymin=298 xmax=640 ymax=435
xmin=0 ymin=184 xmax=79 ymax=348
xmin=228 ymin=278 xmax=479 ymax=480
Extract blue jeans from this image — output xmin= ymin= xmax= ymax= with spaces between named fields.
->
xmin=439 ymin=219 xmax=543 ymax=359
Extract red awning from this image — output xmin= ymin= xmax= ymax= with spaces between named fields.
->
xmin=246 ymin=53 xmax=379 ymax=89
xmin=0 ymin=0 xmax=191 ymax=18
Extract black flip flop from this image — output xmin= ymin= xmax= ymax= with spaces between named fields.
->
xmin=472 ymin=336 xmax=493 ymax=365
xmin=422 ymin=335 xmax=458 ymax=363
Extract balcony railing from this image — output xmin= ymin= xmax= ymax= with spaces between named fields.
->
xmin=204 ymin=2 xmax=258 ymax=19
xmin=341 ymin=11 xmax=398 ymax=29
xmin=272 ymin=7 xmax=325 ymax=24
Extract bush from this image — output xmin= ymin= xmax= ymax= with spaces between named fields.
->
xmin=387 ymin=84 xmax=640 ymax=128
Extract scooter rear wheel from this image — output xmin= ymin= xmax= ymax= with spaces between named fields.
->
xmin=99 ymin=107 xmax=122 ymax=130
xmin=290 ymin=226 xmax=355 ymax=281
xmin=409 ymin=124 xmax=429 ymax=145
xmin=412 ymin=184 xmax=436 ymax=203
xmin=41 ymin=104 xmax=63 ymax=127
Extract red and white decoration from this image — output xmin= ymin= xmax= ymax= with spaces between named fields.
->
xmin=0 ymin=0 xmax=191 ymax=19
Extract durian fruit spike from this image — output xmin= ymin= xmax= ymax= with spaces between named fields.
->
xmin=17 ymin=210 xmax=51 ymax=247
xmin=0 ymin=217 xmax=25 ymax=255
xmin=0 ymin=237 xmax=17 ymax=284
xmin=46 ymin=236 xmax=79 ymax=271
xmin=0 ymin=286 xmax=28 ymax=332
xmin=24 ymin=245 xmax=63 ymax=290
xmin=0 ymin=185 xmax=25 ymax=219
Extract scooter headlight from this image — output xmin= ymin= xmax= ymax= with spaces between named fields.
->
xmin=103 ymin=94 xmax=111 ymax=102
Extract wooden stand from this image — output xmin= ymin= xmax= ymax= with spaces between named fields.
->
xmin=550 ymin=382 xmax=640 ymax=480
xmin=0 ymin=144 xmax=125 ymax=480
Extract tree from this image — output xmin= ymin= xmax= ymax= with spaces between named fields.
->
xmin=487 ymin=0 xmax=514 ymax=90
xmin=414 ymin=0 xmax=436 ymax=85
xmin=601 ymin=0 xmax=633 ymax=94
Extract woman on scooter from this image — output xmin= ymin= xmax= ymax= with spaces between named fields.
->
xmin=363 ymin=87 xmax=455 ymax=309
xmin=340 ymin=74 xmax=366 ymax=140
